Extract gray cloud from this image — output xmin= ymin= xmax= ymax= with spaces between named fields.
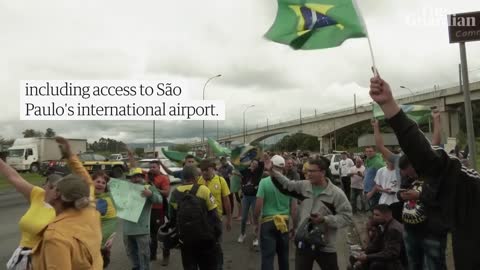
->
xmin=1 ymin=0 xmax=480 ymax=144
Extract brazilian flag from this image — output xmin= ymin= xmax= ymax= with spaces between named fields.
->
xmin=265 ymin=0 xmax=367 ymax=49
xmin=373 ymin=104 xmax=432 ymax=125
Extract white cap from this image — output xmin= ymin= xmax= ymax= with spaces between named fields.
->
xmin=271 ymin=155 xmax=285 ymax=168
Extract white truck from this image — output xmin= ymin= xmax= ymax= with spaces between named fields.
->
xmin=6 ymin=138 xmax=87 ymax=173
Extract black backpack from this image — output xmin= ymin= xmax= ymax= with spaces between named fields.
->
xmin=173 ymin=184 xmax=215 ymax=245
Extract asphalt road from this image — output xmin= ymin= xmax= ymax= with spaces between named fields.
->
xmin=0 ymin=192 xmax=354 ymax=270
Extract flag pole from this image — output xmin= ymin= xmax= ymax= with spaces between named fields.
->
xmin=352 ymin=0 xmax=378 ymax=76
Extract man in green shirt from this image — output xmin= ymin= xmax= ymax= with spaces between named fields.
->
xmin=254 ymin=155 xmax=297 ymax=270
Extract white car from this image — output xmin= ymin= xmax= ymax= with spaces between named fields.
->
xmin=136 ymin=158 xmax=182 ymax=184
xmin=323 ymin=154 xmax=342 ymax=182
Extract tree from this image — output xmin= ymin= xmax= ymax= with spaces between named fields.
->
xmin=45 ymin=128 xmax=56 ymax=137
xmin=22 ymin=129 xmax=43 ymax=138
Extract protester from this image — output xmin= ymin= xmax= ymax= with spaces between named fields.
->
xmin=347 ymin=157 xmax=366 ymax=213
xmin=198 ymin=159 xmax=232 ymax=270
xmin=363 ymin=146 xmax=385 ymax=209
xmin=350 ymin=204 xmax=405 ymax=270
xmin=147 ymin=161 xmax=171 ymax=264
xmin=284 ymin=157 xmax=300 ymax=181
xmin=0 ymin=137 xmax=94 ymax=270
xmin=32 ymin=137 xmax=103 ymax=269
xmin=253 ymin=155 xmax=297 ymax=270
xmin=122 ymin=167 xmax=162 ymax=270
xmin=397 ymin=155 xmax=448 ymax=270
xmin=161 ymin=154 xmax=197 ymax=180
xmin=218 ymin=156 xmax=235 ymax=214
xmin=370 ymin=74 xmax=480 ymax=269
xmin=238 ymin=158 xmax=265 ymax=246
xmin=268 ymin=157 xmax=352 ymax=270
xmin=339 ymin=152 xmax=355 ymax=200
xmin=368 ymin=158 xmax=399 ymax=207
xmin=92 ymin=170 xmax=117 ymax=268
xmin=230 ymin=168 xmax=243 ymax=220
xmin=169 ymin=166 xmax=221 ymax=270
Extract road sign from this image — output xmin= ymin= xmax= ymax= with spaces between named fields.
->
xmin=448 ymin=11 xmax=480 ymax=43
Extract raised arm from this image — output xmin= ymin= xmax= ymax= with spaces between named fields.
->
xmin=369 ymin=76 xmax=446 ymax=178
xmin=431 ymin=109 xmax=441 ymax=146
xmin=56 ymin=137 xmax=94 ymax=200
xmin=127 ymin=149 xmax=137 ymax=168
xmin=270 ymin=169 xmax=309 ymax=201
xmin=372 ymin=119 xmax=393 ymax=160
xmin=0 ymin=159 xmax=34 ymax=200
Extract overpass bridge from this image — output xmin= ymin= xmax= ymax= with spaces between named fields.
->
xmin=192 ymin=81 xmax=480 ymax=153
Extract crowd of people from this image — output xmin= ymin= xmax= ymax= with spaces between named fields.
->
xmin=1 ymin=75 xmax=480 ymax=270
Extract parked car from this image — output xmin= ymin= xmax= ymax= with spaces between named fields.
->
xmin=42 ymin=153 xmax=127 ymax=178
xmin=323 ymin=153 xmax=342 ymax=182
xmin=137 ymin=158 xmax=182 ymax=184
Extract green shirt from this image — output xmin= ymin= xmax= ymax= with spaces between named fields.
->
xmin=256 ymin=177 xmax=291 ymax=217
xmin=312 ymin=185 xmax=325 ymax=197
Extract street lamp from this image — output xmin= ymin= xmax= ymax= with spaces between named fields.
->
xmin=202 ymin=74 xmax=222 ymax=145
xmin=400 ymin=85 xmax=414 ymax=95
xmin=243 ymin=105 xmax=255 ymax=143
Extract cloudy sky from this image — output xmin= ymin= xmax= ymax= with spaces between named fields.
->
xmin=1 ymin=0 xmax=479 ymax=145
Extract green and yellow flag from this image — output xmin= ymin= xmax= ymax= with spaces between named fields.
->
xmin=373 ymin=104 xmax=432 ymax=125
xmin=265 ymin=0 xmax=367 ymax=49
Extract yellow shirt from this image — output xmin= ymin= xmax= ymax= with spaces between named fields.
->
xmin=170 ymin=184 xmax=217 ymax=211
xmin=18 ymin=186 xmax=56 ymax=248
xmin=303 ymin=162 xmax=309 ymax=175
xmin=197 ymin=175 xmax=231 ymax=216
xmin=32 ymin=207 xmax=103 ymax=270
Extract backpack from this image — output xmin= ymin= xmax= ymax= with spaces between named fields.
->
xmin=173 ymin=184 xmax=215 ymax=245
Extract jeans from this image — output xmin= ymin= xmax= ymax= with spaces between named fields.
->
xmin=124 ymin=234 xmax=150 ymax=270
xmin=403 ymin=229 xmax=447 ymax=270
xmin=295 ymin=248 xmax=338 ymax=270
xmin=150 ymin=208 xmax=170 ymax=259
xmin=217 ymin=234 xmax=224 ymax=270
xmin=260 ymin=221 xmax=289 ymax=270
xmin=367 ymin=192 xmax=381 ymax=210
xmin=241 ymin=195 xmax=257 ymax=235
xmin=350 ymin=188 xmax=365 ymax=213
xmin=341 ymin=176 xmax=351 ymax=200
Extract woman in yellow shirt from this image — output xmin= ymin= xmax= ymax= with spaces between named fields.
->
xmin=0 ymin=137 xmax=97 ymax=270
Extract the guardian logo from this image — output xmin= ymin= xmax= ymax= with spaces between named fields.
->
xmin=448 ymin=14 xmax=477 ymax=27
xmin=448 ymin=11 xmax=480 ymax=43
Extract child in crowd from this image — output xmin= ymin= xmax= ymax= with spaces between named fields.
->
xmin=92 ymin=171 xmax=117 ymax=268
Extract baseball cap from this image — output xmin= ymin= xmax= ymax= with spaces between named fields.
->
xmin=271 ymin=155 xmax=285 ymax=168
xmin=128 ymin=167 xmax=144 ymax=177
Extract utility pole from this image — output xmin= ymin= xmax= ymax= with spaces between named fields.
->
xmin=460 ymin=49 xmax=477 ymax=169
xmin=153 ymin=120 xmax=155 ymax=157
xmin=354 ymin=94 xmax=357 ymax=113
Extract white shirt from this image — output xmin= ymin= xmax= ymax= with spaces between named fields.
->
xmin=374 ymin=166 xmax=400 ymax=205
xmin=349 ymin=165 xmax=365 ymax=190
xmin=339 ymin=158 xmax=354 ymax=177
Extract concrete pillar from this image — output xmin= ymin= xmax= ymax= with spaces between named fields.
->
xmin=320 ymin=136 xmax=331 ymax=154
xmin=440 ymin=109 xmax=460 ymax=141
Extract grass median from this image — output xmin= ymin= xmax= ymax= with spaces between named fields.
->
xmin=0 ymin=173 xmax=45 ymax=191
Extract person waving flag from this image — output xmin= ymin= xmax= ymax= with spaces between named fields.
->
xmin=265 ymin=0 xmax=367 ymax=49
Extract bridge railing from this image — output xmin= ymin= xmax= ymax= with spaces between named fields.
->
xmin=214 ymin=80 xmax=478 ymax=141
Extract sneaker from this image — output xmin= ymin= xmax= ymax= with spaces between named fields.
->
xmin=252 ymin=239 xmax=259 ymax=247
xmin=161 ymin=256 xmax=169 ymax=266
xmin=237 ymin=234 xmax=246 ymax=243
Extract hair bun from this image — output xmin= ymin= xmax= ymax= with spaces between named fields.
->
xmin=74 ymin=197 xmax=90 ymax=209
